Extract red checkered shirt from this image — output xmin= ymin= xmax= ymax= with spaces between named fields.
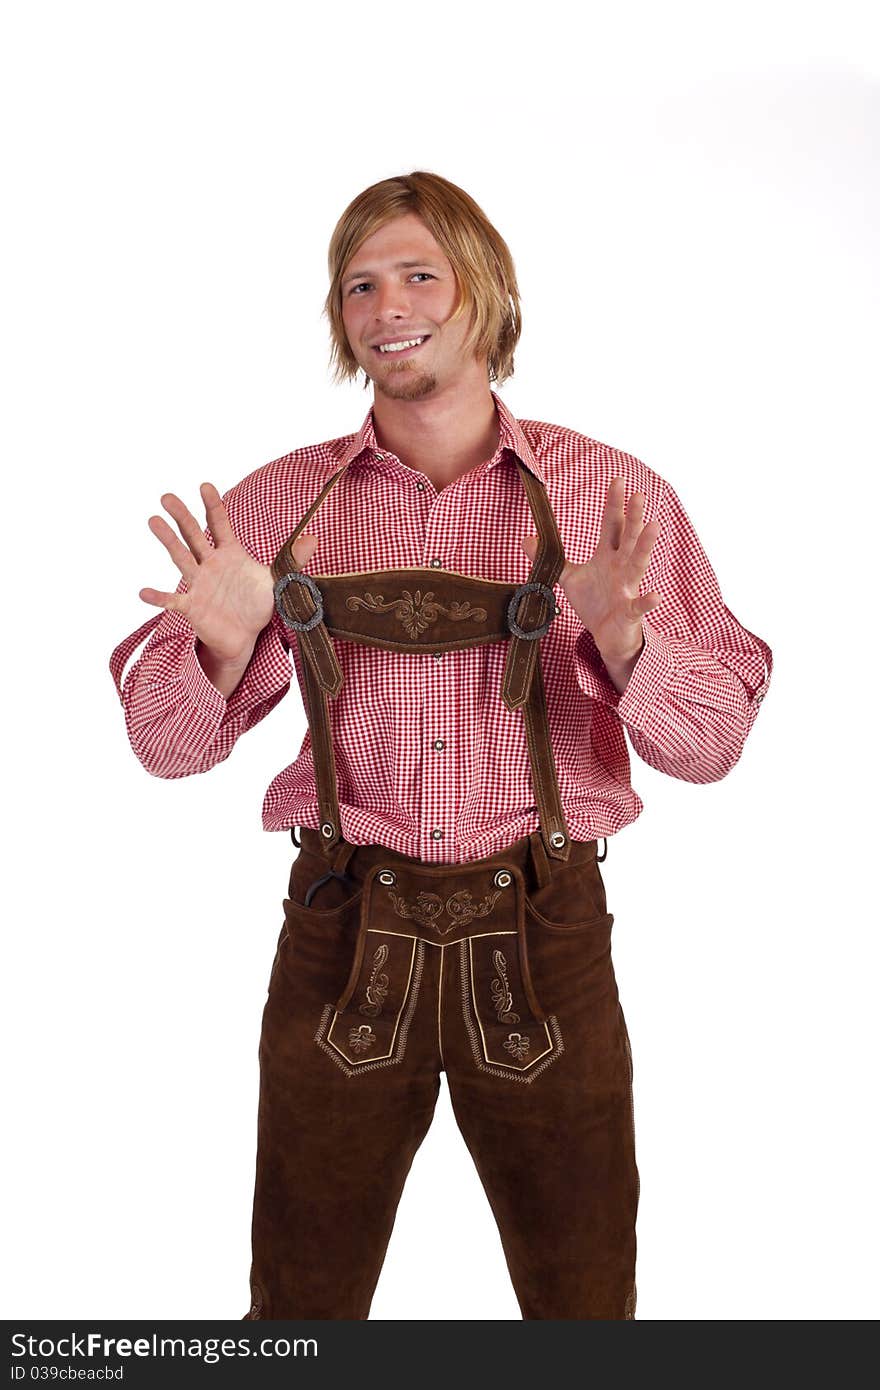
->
xmin=110 ymin=390 xmax=773 ymax=862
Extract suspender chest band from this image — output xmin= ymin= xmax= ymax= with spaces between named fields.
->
xmin=271 ymin=455 xmax=574 ymax=864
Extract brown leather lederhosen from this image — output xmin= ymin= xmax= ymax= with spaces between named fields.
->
xmin=240 ymin=455 xmax=640 ymax=1320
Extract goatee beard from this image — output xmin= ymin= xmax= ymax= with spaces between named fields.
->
xmin=372 ymin=371 xmax=438 ymax=402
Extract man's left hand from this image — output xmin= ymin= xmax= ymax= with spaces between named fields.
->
xmin=521 ymin=476 xmax=662 ymax=692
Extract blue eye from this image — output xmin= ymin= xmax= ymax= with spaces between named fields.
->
xmin=348 ymin=273 xmax=434 ymax=296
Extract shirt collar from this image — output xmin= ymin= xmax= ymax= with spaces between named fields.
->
xmin=334 ymin=389 xmax=547 ymax=487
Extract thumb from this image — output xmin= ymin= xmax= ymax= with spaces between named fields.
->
xmin=521 ymin=533 xmax=538 ymax=556
xmin=293 ymin=532 xmax=320 ymax=562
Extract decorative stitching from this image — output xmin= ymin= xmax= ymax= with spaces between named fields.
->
xmin=387 ymin=886 xmax=503 ymax=936
xmin=345 ymin=588 xmax=487 ymax=639
xmin=503 ymin=1031 xmax=531 ymax=1060
xmin=459 ymin=941 xmax=563 ymax=1083
xmin=437 ymin=942 xmax=446 ymax=1070
xmin=314 ymin=941 xmax=426 ymax=1076
xmin=358 ymin=943 xmax=390 ymax=1017
xmin=490 ymin=948 xmax=520 ymax=1023
xmin=349 ymin=1023 xmax=377 ymax=1052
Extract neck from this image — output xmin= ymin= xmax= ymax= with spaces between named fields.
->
xmin=370 ymin=377 xmax=501 ymax=490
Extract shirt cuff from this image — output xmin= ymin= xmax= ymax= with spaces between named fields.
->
xmin=573 ymin=619 xmax=679 ymax=730
xmin=178 ymin=638 xmax=229 ymax=719
xmin=572 ymin=626 xmax=622 ymax=708
xmin=177 ymin=618 xmax=292 ymax=720
xmin=225 ymin=618 xmax=293 ymax=713
xmin=615 ymin=621 xmax=679 ymax=728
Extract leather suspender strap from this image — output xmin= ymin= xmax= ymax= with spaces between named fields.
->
xmin=521 ymin=643 xmax=571 ymax=860
xmin=271 ymin=468 xmax=346 ymax=698
xmin=500 ymin=460 xmax=565 ymax=710
xmin=507 ymin=459 xmax=572 ymax=861
xmin=300 ymin=647 xmax=344 ymax=850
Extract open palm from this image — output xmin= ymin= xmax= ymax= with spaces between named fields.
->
xmin=523 ymin=477 xmax=662 ymax=666
xmin=140 ymin=482 xmax=318 ymax=665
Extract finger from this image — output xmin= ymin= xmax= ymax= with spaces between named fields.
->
xmin=619 ymin=491 xmax=646 ymax=555
xmin=199 ymin=481 xmax=236 ymax=546
xmin=633 ymin=591 xmax=662 ymax=620
xmin=147 ymin=514 xmax=199 ymax=582
xmin=597 ymin=477 xmax=626 ymax=551
xmin=138 ymin=586 xmax=189 ymax=614
xmin=159 ymin=492 xmax=213 ymax=563
xmin=291 ymin=533 xmax=320 ymax=566
xmin=626 ymin=517 xmax=661 ymax=576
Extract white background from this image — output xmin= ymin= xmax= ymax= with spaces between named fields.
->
xmin=3 ymin=0 xmax=878 ymax=1321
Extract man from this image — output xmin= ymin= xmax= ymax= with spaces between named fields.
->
xmin=111 ymin=171 xmax=772 ymax=1320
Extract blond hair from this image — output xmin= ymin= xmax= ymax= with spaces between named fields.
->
xmin=323 ymin=171 xmax=522 ymax=389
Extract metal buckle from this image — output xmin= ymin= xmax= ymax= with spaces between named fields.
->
xmin=273 ymin=571 xmax=324 ymax=631
xmin=506 ymin=581 xmax=558 ymax=640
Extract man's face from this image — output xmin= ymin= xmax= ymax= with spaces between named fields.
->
xmin=340 ymin=212 xmax=482 ymax=401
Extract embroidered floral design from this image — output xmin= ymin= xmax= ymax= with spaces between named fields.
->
xmin=387 ymin=887 xmax=502 ymax=935
xmin=359 ymin=943 xmax=390 ymax=1017
xmin=349 ymin=1023 xmax=377 ymax=1053
xmin=503 ymin=1031 xmax=531 ymax=1060
xmin=490 ymin=948 xmax=520 ymax=1023
xmin=387 ymin=890 xmax=445 ymax=931
xmin=447 ymin=890 xmax=499 ymax=925
xmin=346 ymin=588 xmax=487 ymax=640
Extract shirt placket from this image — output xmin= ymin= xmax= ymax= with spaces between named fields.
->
xmin=418 ymin=475 xmax=463 ymax=862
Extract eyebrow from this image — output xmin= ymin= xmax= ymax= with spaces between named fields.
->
xmin=342 ymin=260 xmax=439 ymax=287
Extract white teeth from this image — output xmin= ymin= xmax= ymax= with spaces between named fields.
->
xmin=377 ymin=337 xmax=426 ymax=353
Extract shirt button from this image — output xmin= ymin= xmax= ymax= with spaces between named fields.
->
xmin=429 ymin=557 xmax=442 ymax=567
xmin=431 ymin=828 xmax=444 ymax=840
xmin=416 ymin=481 xmax=425 ymax=492
xmin=433 ymin=652 xmax=444 ymax=661
xmin=433 ymin=739 xmax=445 ymax=751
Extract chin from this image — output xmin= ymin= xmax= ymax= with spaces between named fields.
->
xmin=375 ymin=372 xmax=438 ymax=401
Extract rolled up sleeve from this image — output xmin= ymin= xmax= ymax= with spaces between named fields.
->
xmin=572 ymin=479 xmax=772 ymax=783
xmin=109 ymin=488 xmax=294 ymax=780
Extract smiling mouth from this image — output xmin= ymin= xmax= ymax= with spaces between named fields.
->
xmin=372 ymin=335 xmax=431 ymax=358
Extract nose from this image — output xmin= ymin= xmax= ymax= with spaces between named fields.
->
xmin=373 ymin=280 xmax=413 ymax=320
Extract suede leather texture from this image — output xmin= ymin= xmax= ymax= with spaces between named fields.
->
xmin=244 ymin=828 xmax=639 ymax=1320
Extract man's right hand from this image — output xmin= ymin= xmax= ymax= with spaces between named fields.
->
xmin=140 ymin=481 xmax=319 ymax=669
